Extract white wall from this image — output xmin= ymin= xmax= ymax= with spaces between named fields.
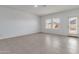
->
xmin=41 ymin=8 xmax=79 ymax=36
xmin=0 ymin=6 xmax=40 ymax=39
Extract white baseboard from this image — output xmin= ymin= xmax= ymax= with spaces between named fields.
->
xmin=0 ymin=32 xmax=40 ymax=39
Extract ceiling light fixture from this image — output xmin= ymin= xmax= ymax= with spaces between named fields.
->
xmin=34 ymin=5 xmax=47 ymax=7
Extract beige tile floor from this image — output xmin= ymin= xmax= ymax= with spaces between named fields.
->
xmin=0 ymin=33 xmax=79 ymax=54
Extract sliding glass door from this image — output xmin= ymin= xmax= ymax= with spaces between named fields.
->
xmin=69 ymin=17 xmax=77 ymax=35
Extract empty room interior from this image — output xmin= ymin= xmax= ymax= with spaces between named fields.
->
xmin=0 ymin=5 xmax=79 ymax=54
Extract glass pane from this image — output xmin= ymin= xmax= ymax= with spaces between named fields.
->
xmin=52 ymin=18 xmax=60 ymax=29
xmin=46 ymin=19 xmax=52 ymax=23
xmin=69 ymin=17 xmax=77 ymax=34
xmin=46 ymin=19 xmax=52 ymax=29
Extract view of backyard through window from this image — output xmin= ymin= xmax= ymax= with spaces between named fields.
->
xmin=52 ymin=18 xmax=60 ymax=29
xmin=46 ymin=17 xmax=78 ymax=35
xmin=46 ymin=19 xmax=52 ymax=29
xmin=69 ymin=17 xmax=77 ymax=35
xmin=46 ymin=18 xmax=60 ymax=29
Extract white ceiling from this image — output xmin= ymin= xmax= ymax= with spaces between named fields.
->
xmin=4 ymin=5 xmax=79 ymax=16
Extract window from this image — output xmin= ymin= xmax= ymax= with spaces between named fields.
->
xmin=46 ymin=19 xmax=52 ymax=29
xmin=52 ymin=18 xmax=60 ymax=29
xmin=46 ymin=18 xmax=60 ymax=29
xmin=69 ymin=17 xmax=77 ymax=34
